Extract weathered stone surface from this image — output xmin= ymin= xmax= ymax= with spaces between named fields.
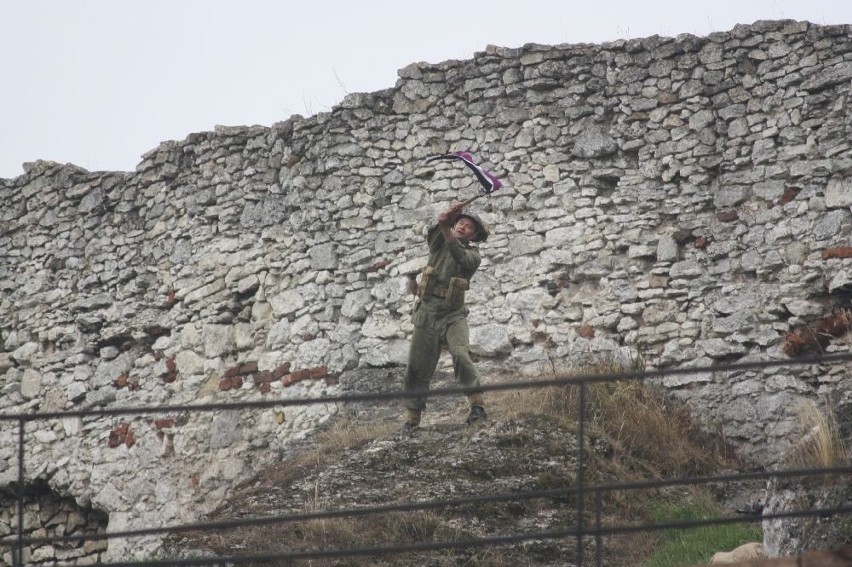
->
xmin=309 ymin=242 xmax=337 ymax=270
xmin=470 ymin=323 xmax=512 ymax=356
xmin=210 ymin=411 xmax=243 ymax=449
xmin=800 ymin=60 xmax=852 ymax=92
xmin=825 ymin=176 xmax=852 ymax=208
xmin=1 ymin=20 xmax=850 ymax=562
xmin=571 ymin=127 xmax=617 ymax=158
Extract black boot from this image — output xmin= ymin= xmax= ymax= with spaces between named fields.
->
xmin=466 ymin=405 xmax=487 ymax=425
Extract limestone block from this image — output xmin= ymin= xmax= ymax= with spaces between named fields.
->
xmin=656 ymin=235 xmax=678 ymax=262
xmin=269 ymin=289 xmax=307 ymax=317
xmin=266 ymin=319 xmax=292 ymax=349
xmin=828 ymin=270 xmax=852 ymax=293
xmin=175 ymin=350 xmax=204 ymax=376
xmin=710 ymin=541 xmax=765 ymax=563
xmin=341 ymin=289 xmax=372 ymax=321
xmin=814 ymin=210 xmax=850 ymax=240
xmin=310 ymin=242 xmax=337 ymax=270
xmin=470 ymin=323 xmax=512 ymax=356
xmin=210 ymin=411 xmax=242 ymax=449
xmin=361 ymin=313 xmax=399 ymax=339
xmin=361 ymin=338 xmax=408 ymax=367
xmin=825 ymin=176 xmax=852 ymax=208
xmin=19 ymin=368 xmax=42 ymax=399
xmin=296 ymin=337 xmax=331 ymax=366
xmin=571 ymin=127 xmax=617 ymax=158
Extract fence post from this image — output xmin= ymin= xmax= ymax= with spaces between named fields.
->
xmin=595 ymin=487 xmax=603 ymax=567
xmin=576 ymin=380 xmax=587 ymax=566
xmin=15 ymin=417 xmax=25 ymax=567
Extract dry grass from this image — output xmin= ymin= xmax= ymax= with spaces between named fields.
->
xmin=785 ymin=399 xmax=848 ymax=479
xmin=491 ymin=374 xmax=730 ymax=480
xmin=205 ymin=511 xmax=466 ymax=567
xmin=312 ymin=416 xmax=398 ymax=456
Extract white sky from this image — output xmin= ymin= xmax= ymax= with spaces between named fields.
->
xmin=1 ymin=0 xmax=849 ymax=179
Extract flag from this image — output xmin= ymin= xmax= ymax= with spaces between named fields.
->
xmin=426 ymin=151 xmax=503 ymax=193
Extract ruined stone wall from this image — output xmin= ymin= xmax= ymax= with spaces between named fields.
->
xmin=0 ymin=19 xmax=850 ymax=560
xmin=0 ymin=483 xmax=108 ymax=565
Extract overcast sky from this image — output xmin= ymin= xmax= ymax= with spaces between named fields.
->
xmin=1 ymin=0 xmax=849 ymax=179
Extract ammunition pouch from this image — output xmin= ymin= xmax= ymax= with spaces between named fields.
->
xmin=445 ymin=277 xmax=469 ymax=310
xmin=417 ymin=266 xmax=437 ymax=299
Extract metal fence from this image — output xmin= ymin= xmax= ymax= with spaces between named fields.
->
xmin=2 ymin=352 xmax=851 ymax=566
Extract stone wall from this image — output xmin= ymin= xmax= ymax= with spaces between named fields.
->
xmin=0 ymin=19 xmax=850 ymax=560
xmin=0 ymin=482 xmax=108 ymax=565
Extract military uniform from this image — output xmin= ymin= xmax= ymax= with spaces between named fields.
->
xmin=404 ymin=221 xmax=485 ymax=425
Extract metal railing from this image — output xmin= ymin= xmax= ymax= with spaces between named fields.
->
xmin=2 ymin=352 xmax=850 ymax=566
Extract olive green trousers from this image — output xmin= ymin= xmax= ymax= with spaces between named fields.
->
xmin=403 ymin=298 xmax=483 ymax=415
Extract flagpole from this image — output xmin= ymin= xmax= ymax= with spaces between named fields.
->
xmin=458 ymin=193 xmax=486 ymax=208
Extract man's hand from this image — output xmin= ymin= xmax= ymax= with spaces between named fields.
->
xmin=438 ymin=200 xmax=465 ymax=227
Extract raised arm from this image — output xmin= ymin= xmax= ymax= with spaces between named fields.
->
xmin=438 ymin=200 xmax=465 ymax=243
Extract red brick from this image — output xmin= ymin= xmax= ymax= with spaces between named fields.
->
xmin=255 ymin=372 xmax=273 ymax=384
xmin=293 ymin=369 xmax=311 ymax=381
xmin=779 ymin=187 xmax=800 ymax=206
xmin=283 ymin=369 xmax=311 ymax=386
xmin=165 ymin=289 xmax=178 ymax=307
xmin=822 ymin=247 xmax=852 ymax=260
xmin=108 ymin=422 xmax=131 ymax=449
xmin=694 ymin=236 xmax=711 ymax=249
xmin=114 ymin=374 xmax=129 ymax=389
xmin=578 ymin=325 xmax=595 ymax=339
xmin=238 ymin=361 xmax=258 ymax=374
xmin=309 ymin=366 xmax=328 ymax=379
xmin=368 ymin=259 xmax=390 ymax=272
xmin=271 ymin=362 xmax=292 ymax=380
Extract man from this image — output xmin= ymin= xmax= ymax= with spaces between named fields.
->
xmin=403 ymin=200 xmax=489 ymax=431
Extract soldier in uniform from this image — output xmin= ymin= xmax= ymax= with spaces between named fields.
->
xmin=403 ymin=199 xmax=489 ymax=431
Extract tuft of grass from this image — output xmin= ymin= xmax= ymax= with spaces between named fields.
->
xmin=784 ymin=399 xmax=848 ymax=482
xmin=312 ymin=417 xmax=397 ymax=456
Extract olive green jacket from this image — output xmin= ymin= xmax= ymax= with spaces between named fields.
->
xmin=424 ymin=224 xmax=481 ymax=288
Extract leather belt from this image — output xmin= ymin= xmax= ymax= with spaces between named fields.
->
xmin=432 ymin=285 xmax=448 ymax=298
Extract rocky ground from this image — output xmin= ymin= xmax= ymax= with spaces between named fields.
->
xmin=165 ymin=368 xmax=770 ymax=566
